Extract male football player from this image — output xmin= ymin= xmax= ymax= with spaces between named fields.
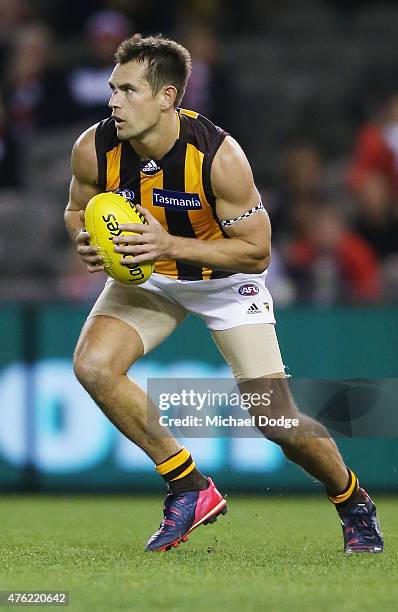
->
xmin=65 ymin=34 xmax=383 ymax=553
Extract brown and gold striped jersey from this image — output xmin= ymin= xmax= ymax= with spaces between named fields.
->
xmin=95 ymin=108 xmax=231 ymax=281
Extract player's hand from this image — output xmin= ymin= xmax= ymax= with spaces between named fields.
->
xmin=76 ymin=210 xmax=105 ymax=273
xmin=112 ymin=204 xmax=175 ymax=264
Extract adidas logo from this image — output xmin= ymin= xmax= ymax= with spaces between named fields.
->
xmin=246 ymin=303 xmax=261 ymax=315
xmin=141 ymin=159 xmax=161 ymax=174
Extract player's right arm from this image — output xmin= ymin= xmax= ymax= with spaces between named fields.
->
xmin=64 ymin=125 xmax=104 ymax=272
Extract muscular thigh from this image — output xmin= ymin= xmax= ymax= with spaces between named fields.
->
xmin=211 ymin=323 xmax=285 ymax=382
xmin=86 ymin=278 xmax=187 ymax=354
xmin=75 ymin=315 xmax=145 ymax=375
xmin=75 ymin=279 xmax=187 ymax=374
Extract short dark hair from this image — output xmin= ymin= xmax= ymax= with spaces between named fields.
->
xmin=115 ymin=33 xmax=192 ymax=107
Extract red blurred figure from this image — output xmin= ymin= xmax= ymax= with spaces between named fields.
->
xmin=348 ymin=93 xmax=398 ymax=195
xmin=286 ymin=206 xmax=381 ymax=304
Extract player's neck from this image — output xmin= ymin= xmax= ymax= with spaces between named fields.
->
xmin=129 ymin=110 xmax=179 ymax=161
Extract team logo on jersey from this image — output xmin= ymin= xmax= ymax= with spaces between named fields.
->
xmin=140 ymin=160 xmax=161 ymax=175
xmin=238 ymin=283 xmax=260 ymax=296
xmin=152 ymin=188 xmax=202 ymax=211
xmin=114 ymin=188 xmax=135 ymax=203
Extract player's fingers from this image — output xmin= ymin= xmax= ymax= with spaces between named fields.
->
xmin=134 ymin=203 xmax=154 ymax=223
xmin=77 ymin=244 xmax=98 ymax=254
xmin=87 ymin=263 xmax=105 ymax=273
xmin=76 ymin=230 xmax=91 ymax=244
xmin=114 ymin=234 xmax=143 ymax=245
xmin=114 ymin=236 xmax=149 ymax=249
xmin=130 ymin=245 xmax=152 ymax=255
xmin=116 ymin=243 xmax=150 ymax=254
xmin=79 ymin=210 xmax=85 ymax=226
xmin=117 ymin=223 xmax=149 ymax=234
xmin=82 ymin=254 xmax=103 ymax=264
xmin=114 ymin=245 xmax=131 ymax=255
xmin=122 ymin=252 xmax=156 ymax=265
xmin=120 ymin=245 xmax=151 ymax=259
xmin=132 ymin=253 xmax=157 ymax=264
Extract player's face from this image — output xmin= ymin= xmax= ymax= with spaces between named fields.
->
xmin=108 ymin=60 xmax=162 ymax=140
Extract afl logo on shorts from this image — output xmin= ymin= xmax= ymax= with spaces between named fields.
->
xmin=238 ymin=283 xmax=260 ymax=296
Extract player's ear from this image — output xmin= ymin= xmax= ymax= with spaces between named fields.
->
xmin=160 ymin=85 xmax=177 ymax=110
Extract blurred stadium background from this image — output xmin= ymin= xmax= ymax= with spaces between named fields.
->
xmin=1 ymin=0 xmax=398 ymax=496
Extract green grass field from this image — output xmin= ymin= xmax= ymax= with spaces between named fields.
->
xmin=0 ymin=495 xmax=397 ymax=611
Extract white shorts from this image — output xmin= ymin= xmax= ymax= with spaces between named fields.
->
xmin=88 ymin=271 xmax=284 ymax=379
xmin=140 ymin=271 xmax=275 ymax=329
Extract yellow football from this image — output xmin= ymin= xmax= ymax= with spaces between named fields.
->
xmin=84 ymin=192 xmax=154 ymax=285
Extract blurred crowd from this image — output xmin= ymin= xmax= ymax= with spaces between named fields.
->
xmin=1 ymin=0 xmax=398 ymax=305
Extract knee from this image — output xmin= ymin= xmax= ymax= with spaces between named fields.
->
xmin=256 ymin=424 xmax=293 ymax=446
xmin=248 ymin=394 xmax=300 ymax=446
xmin=73 ymin=351 xmax=115 ymax=395
xmin=251 ymin=412 xmax=301 ymax=446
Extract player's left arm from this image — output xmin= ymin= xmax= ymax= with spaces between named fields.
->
xmin=114 ymin=136 xmax=271 ymax=274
